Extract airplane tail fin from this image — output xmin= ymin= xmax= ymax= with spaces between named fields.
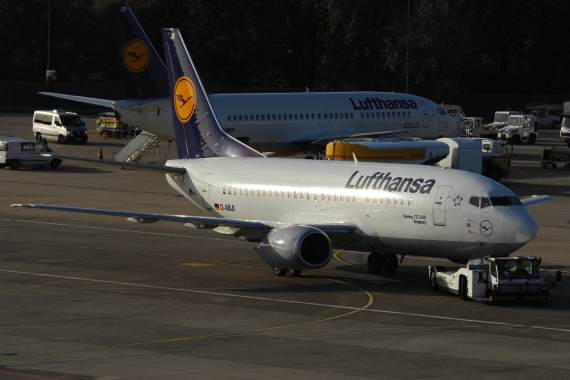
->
xmin=162 ymin=28 xmax=263 ymax=159
xmin=109 ymin=4 xmax=169 ymax=99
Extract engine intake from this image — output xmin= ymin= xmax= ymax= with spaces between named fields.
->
xmin=256 ymin=226 xmax=332 ymax=270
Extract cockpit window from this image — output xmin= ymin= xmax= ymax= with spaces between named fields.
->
xmin=490 ymin=196 xmax=522 ymax=206
xmin=436 ymin=108 xmax=446 ymax=116
xmin=481 ymin=197 xmax=491 ymax=208
xmin=469 ymin=196 xmax=479 ymax=207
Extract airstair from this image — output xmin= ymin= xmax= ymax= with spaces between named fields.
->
xmin=114 ymin=131 xmax=168 ymax=163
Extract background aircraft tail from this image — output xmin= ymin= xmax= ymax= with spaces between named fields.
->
xmin=109 ymin=4 xmax=169 ymax=99
xmin=162 ymin=28 xmax=263 ymax=159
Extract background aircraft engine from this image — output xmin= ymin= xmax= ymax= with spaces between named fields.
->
xmin=256 ymin=226 xmax=332 ymax=269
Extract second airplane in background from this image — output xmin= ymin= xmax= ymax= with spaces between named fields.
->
xmin=41 ymin=4 xmax=457 ymax=154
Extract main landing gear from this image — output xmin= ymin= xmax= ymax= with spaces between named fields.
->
xmin=272 ymin=268 xmax=302 ymax=276
xmin=367 ymin=252 xmax=399 ymax=274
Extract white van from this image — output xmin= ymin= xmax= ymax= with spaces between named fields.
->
xmin=0 ymin=136 xmax=62 ymax=170
xmin=32 ymin=110 xmax=88 ymax=144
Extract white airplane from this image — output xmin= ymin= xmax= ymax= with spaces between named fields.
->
xmin=40 ymin=4 xmax=457 ymax=154
xmin=15 ymin=28 xmax=550 ymax=277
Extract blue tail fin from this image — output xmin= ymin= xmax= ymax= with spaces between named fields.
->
xmin=162 ymin=28 xmax=263 ymax=159
xmin=109 ymin=4 xmax=169 ymax=99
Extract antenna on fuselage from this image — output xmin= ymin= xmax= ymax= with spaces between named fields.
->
xmin=352 ymin=152 xmax=358 ymax=166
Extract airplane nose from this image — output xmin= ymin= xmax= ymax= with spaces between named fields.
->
xmin=503 ymin=208 xmax=538 ymax=244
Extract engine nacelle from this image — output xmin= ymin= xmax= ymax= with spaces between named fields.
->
xmin=256 ymin=226 xmax=332 ymax=270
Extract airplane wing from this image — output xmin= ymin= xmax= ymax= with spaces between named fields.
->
xmin=10 ymin=203 xmax=278 ymax=229
xmin=57 ymin=156 xmax=187 ymax=174
xmin=39 ymin=92 xmax=115 ymax=108
xmin=309 ymin=130 xmax=409 ymax=146
xmin=520 ymin=195 xmax=552 ymax=206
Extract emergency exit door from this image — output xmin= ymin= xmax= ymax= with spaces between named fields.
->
xmin=433 ymin=185 xmax=452 ymax=226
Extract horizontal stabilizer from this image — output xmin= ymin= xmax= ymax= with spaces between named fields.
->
xmin=520 ymin=195 xmax=552 ymax=206
xmin=39 ymin=92 xmax=114 ymax=108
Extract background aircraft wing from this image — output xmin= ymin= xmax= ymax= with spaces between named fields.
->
xmin=39 ymin=92 xmax=114 ymax=108
xmin=520 ymin=195 xmax=552 ymax=206
xmin=309 ymin=130 xmax=409 ymax=146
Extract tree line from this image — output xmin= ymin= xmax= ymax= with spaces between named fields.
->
xmin=2 ymin=0 xmax=569 ymax=100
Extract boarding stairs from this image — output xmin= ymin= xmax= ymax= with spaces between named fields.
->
xmin=114 ymin=131 xmax=167 ymax=163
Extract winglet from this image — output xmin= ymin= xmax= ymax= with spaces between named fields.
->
xmin=162 ymin=28 xmax=263 ymax=159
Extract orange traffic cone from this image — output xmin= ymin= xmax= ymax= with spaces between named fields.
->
xmin=98 ymin=146 xmax=103 ymax=160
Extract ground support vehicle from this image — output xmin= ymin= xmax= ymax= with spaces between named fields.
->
xmin=498 ymin=114 xmax=537 ymax=144
xmin=479 ymin=138 xmax=510 ymax=181
xmin=429 ymin=256 xmax=561 ymax=301
xmin=527 ymin=102 xmax=562 ymax=129
xmin=541 ymin=147 xmax=570 ymax=170
xmin=560 ymin=104 xmax=570 ymax=147
xmin=0 ymin=136 xmax=62 ymax=170
xmin=481 ymin=111 xmax=520 ymax=139
xmin=461 ymin=117 xmax=484 ymax=136
xmin=96 ymin=112 xmax=134 ymax=138
xmin=33 ymin=110 xmax=88 ymax=145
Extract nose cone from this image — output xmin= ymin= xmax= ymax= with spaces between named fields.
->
xmin=503 ymin=207 xmax=538 ymax=244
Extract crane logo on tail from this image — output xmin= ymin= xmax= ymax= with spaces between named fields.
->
xmin=123 ymin=39 xmax=149 ymax=73
xmin=174 ymin=76 xmax=196 ymax=123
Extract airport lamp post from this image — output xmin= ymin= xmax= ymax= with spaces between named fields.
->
xmin=46 ymin=0 xmax=56 ymax=86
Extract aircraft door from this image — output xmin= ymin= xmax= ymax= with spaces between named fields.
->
xmin=421 ymin=103 xmax=430 ymax=128
xmin=433 ymin=185 xmax=452 ymax=226
xmin=202 ymin=173 xmax=213 ymax=210
xmin=322 ymin=110 xmax=329 ymax=126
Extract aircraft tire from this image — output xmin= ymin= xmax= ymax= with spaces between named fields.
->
xmin=383 ymin=253 xmax=399 ymax=273
xmin=288 ymin=269 xmax=302 ymax=276
xmin=367 ymin=252 xmax=385 ymax=274
xmin=272 ymin=267 xmax=288 ymax=276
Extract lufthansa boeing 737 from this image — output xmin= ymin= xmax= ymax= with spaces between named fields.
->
xmin=40 ymin=4 xmax=457 ymax=154
xmin=15 ymin=28 xmax=549 ymax=277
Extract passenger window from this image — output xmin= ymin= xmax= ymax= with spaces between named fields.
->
xmin=366 ymin=112 xmax=369 ymax=118
xmin=397 ymin=112 xmax=401 ymax=117
xmin=289 ymin=114 xmax=293 ymax=120
xmin=250 ymin=115 xmax=254 ymax=120
xmin=345 ymin=113 xmax=349 ymax=119
xmin=300 ymin=114 xmax=304 ymax=120
xmin=481 ymin=197 xmax=491 ymax=208
xmin=261 ymin=115 xmax=265 ymax=121
xmin=306 ymin=114 xmax=310 ymax=119
xmin=227 ymin=115 xmax=231 ymax=122
xmin=311 ymin=114 xmax=315 ymax=120
xmin=244 ymin=115 xmax=248 ymax=121
xmin=324 ymin=113 xmax=328 ymax=119
xmin=233 ymin=115 xmax=237 ymax=121
xmin=350 ymin=113 xmax=353 ymax=119
xmin=360 ymin=113 xmax=364 ymax=118
xmin=469 ymin=197 xmax=480 ymax=208
xmin=317 ymin=113 xmax=321 ymax=120
xmin=239 ymin=115 xmax=243 ymax=121
xmin=278 ymin=115 xmax=281 ymax=121
xmin=371 ymin=113 xmax=374 ymax=119
xmin=256 ymin=115 xmax=260 ymax=121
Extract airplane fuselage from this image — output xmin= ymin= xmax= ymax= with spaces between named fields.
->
xmin=165 ymin=157 xmax=536 ymax=263
xmin=116 ymin=92 xmax=457 ymax=153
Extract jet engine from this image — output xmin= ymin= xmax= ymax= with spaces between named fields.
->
xmin=256 ymin=226 xmax=332 ymax=270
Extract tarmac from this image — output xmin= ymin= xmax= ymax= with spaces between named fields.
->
xmin=1 ymin=113 xmax=570 ymax=379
